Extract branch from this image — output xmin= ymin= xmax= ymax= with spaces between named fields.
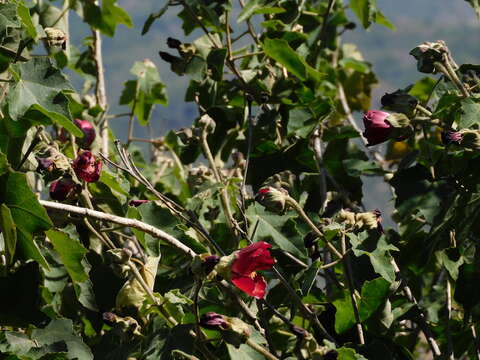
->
xmin=92 ymin=22 xmax=108 ymax=154
xmin=39 ymin=200 xmax=197 ymax=258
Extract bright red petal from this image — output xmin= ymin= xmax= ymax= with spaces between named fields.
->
xmin=231 ymin=242 xmax=275 ymax=276
xmin=231 ymin=274 xmax=267 ymax=299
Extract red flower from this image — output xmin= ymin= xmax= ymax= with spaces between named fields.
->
xmin=74 ymin=119 xmax=96 ymax=148
xmin=362 ymin=110 xmax=393 ymax=146
xmin=49 ymin=177 xmax=78 ymax=201
xmin=231 ymin=242 xmax=275 ymax=299
xmin=73 ymin=150 xmax=102 ymax=182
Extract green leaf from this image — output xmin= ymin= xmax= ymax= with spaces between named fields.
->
xmin=207 ymin=48 xmax=227 ymax=81
xmin=237 ymin=0 xmax=266 ymax=22
xmin=83 ymin=0 xmax=133 ymax=37
xmin=337 ymin=347 xmax=368 ymax=360
xmin=142 ymin=2 xmax=170 ymax=35
xmin=349 ymin=0 xmax=394 ymax=30
xmin=458 ymin=98 xmax=480 ymax=128
xmin=0 ymin=204 xmax=17 ymax=265
xmin=247 ymin=205 xmax=305 ymax=258
xmin=227 ymin=343 xmax=265 ymax=359
xmin=343 ymin=158 xmax=383 ymax=176
xmin=0 ymin=171 xmax=52 ymax=268
xmin=349 ymin=234 xmax=399 ymax=283
xmin=334 ymin=277 xmax=390 ymax=333
xmin=465 ymin=0 xmax=480 ymax=19
xmin=408 ymin=77 xmax=437 ymax=103
xmin=262 ymin=38 xmax=322 ymax=82
xmin=46 ymin=230 xmax=88 ymax=283
xmin=7 ymin=58 xmax=81 ymax=137
xmin=0 ymin=3 xmax=20 ymax=34
xmin=287 ymin=107 xmax=316 ymax=138
xmin=120 ymin=60 xmax=167 ymax=126
xmin=31 ymin=319 xmax=93 ymax=360
xmin=17 ymin=3 xmax=37 ymax=39
xmin=454 ymin=263 xmax=480 ymax=313
xmin=435 ymin=248 xmax=464 ymax=280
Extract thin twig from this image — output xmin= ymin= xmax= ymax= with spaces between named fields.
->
xmin=245 ymin=338 xmax=279 ymax=360
xmin=312 ymin=127 xmax=328 ymax=214
xmin=39 ymin=200 xmax=197 ymax=258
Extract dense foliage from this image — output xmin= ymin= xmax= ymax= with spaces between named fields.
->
xmin=1 ymin=0 xmax=480 ymax=359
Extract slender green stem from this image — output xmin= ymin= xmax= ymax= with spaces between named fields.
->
xmin=245 ymin=338 xmax=279 ymax=360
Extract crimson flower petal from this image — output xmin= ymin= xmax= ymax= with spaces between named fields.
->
xmin=231 ymin=273 xmax=267 ymax=299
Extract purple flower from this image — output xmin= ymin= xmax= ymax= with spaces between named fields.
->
xmin=362 ymin=110 xmax=394 ymax=146
xmin=49 ymin=177 xmax=77 ymax=201
xmin=441 ymin=130 xmax=463 ymax=146
xmin=200 ymin=312 xmax=229 ymax=330
xmin=37 ymin=157 xmax=55 ymax=172
xmin=129 ymin=200 xmax=150 ymax=207
xmin=73 ymin=150 xmax=102 ymax=182
xmin=74 ymin=119 xmax=96 ymax=148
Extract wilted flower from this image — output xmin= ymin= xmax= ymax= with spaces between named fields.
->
xmin=230 ymin=242 xmax=275 ymax=299
xmin=73 ymin=150 xmax=102 ymax=182
xmin=49 ymin=177 xmax=78 ymax=201
xmin=200 ymin=312 xmax=229 ymax=330
xmin=74 ymin=119 xmax=96 ymax=148
xmin=441 ymin=130 xmax=463 ymax=145
xmin=409 ymin=40 xmax=449 ymax=73
xmin=255 ymin=187 xmax=289 ymax=214
xmin=129 ymin=200 xmax=150 ymax=207
xmin=381 ymin=90 xmax=418 ymax=115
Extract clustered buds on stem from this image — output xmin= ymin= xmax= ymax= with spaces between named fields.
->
xmin=362 ymin=110 xmax=412 ymax=146
xmin=73 ymin=150 xmax=103 ymax=182
xmin=337 ymin=209 xmax=383 ymax=233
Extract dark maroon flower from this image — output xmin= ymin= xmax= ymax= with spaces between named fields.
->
xmin=362 ymin=110 xmax=394 ymax=146
xmin=200 ymin=312 xmax=229 ymax=330
xmin=203 ymin=255 xmax=220 ymax=275
xmin=441 ymin=130 xmax=463 ymax=146
xmin=129 ymin=200 xmax=150 ymax=207
xmin=231 ymin=241 xmax=275 ymax=299
xmin=73 ymin=150 xmax=102 ymax=182
xmin=74 ymin=119 xmax=96 ymax=148
xmin=49 ymin=177 xmax=77 ymax=201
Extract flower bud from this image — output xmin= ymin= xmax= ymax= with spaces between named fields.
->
xmin=363 ymin=110 xmax=411 ymax=146
xmin=74 ymin=119 xmax=96 ymax=148
xmin=176 ymin=127 xmax=196 ymax=144
xmin=255 ymin=187 xmax=289 ymax=214
xmin=198 ymin=114 xmax=216 ymax=134
xmin=441 ymin=130 xmax=463 ymax=145
xmin=191 ymin=254 xmax=220 ymax=279
xmin=200 ymin=312 xmax=251 ymax=347
xmin=129 ymin=200 xmax=150 ymax=207
xmin=49 ymin=177 xmax=78 ymax=201
xmin=381 ymin=90 xmax=418 ymax=115
xmin=409 ymin=40 xmax=449 ymax=74
xmin=44 ymin=27 xmax=67 ymax=50
xmin=200 ymin=312 xmax=229 ymax=330
xmin=459 ymin=129 xmax=480 ymax=150
xmin=337 ymin=209 xmax=356 ymax=227
xmin=37 ymin=157 xmax=55 ymax=172
xmin=73 ymin=150 xmax=102 ymax=182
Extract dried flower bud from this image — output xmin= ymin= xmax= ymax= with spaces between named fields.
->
xmin=73 ymin=150 xmax=102 ymax=182
xmin=381 ymin=90 xmax=418 ymax=115
xmin=129 ymin=200 xmax=150 ymax=207
xmin=409 ymin=40 xmax=449 ymax=74
xmin=176 ymin=127 xmax=195 ymax=144
xmin=49 ymin=177 xmax=78 ymax=201
xmin=355 ymin=211 xmax=379 ymax=230
xmin=74 ymin=119 xmax=96 ymax=148
xmin=458 ymin=129 xmax=480 ymax=150
xmin=337 ymin=209 xmax=356 ymax=227
xmin=44 ymin=27 xmax=67 ymax=49
xmin=291 ymin=325 xmax=308 ymax=338
xmin=198 ymin=114 xmax=216 ymax=133
xmin=255 ymin=187 xmax=289 ymax=214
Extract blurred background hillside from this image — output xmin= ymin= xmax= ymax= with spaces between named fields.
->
xmin=68 ymin=0 xmax=480 ymax=140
